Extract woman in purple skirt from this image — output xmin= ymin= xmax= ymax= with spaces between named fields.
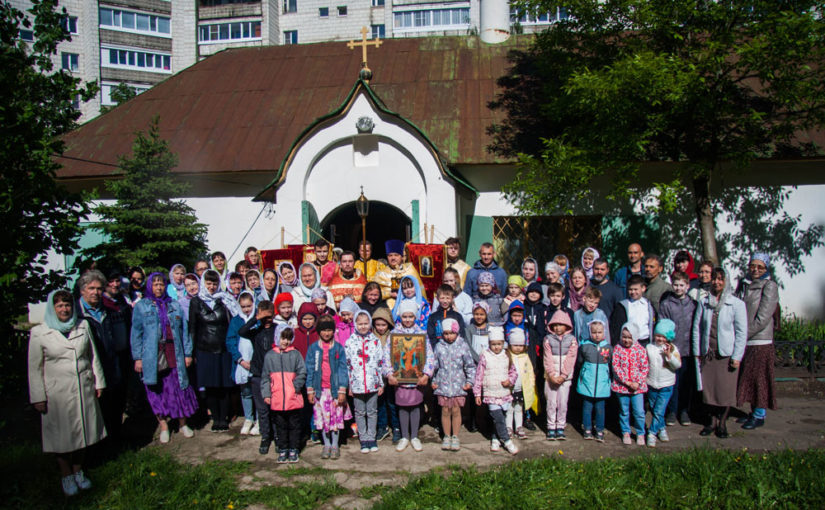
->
xmin=131 ymin=272 xmax=199 ymax=443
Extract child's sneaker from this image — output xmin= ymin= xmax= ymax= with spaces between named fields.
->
xmin=450 ymin=435 xmax=461 ymax=451
xmin=181 ymin=425 xmax=195 ymax=438
xmin=636 ymin=434 xmax=646 ymax=446
xmin=441 ymin=436 xmax=452 ymax=450
xmin=658 ymin=429 xmax=670 ymax=442
xmin=582 ymin=430 xmax=594 ymax=440
xmin=330 ymin=447 xmax=340 ymax=459
xmin=377 ymin=428 xmax=390 ymax=441
xmin=250 ymin=422 xmax=260 ymax=436
xmin=159 ymin=429 xmax=171 ymax=444
xmin=556 ymin=429 xmax=566 ymax=441
xmin=622 ymin=433 xmax=632 ymax=445
xmin=259 ymin=438 xmax=271 ymax=455
xmin=516 ymin=427 xmax=528 ymax=440
xmin=321 ymin=446 xmax=331 ymax=459
xmin=545 ymin=429 xmax=557 ymax=441
xmin=490 ymin=438 xmax=501 ymax=452
xmin=61 ymin=475 xmax=79 ymax=496
xmin=524 ymin=417 xmax=536 ymax=430
xmin=360 ymin=442 xmax=370 ymax=454
xmin=240 ymin=419 xmax=254 ymax=435
xmin=411 ymin=437 xmax=423 ymax=452
xmin=277 ymin=450 xmax=289 ymax=463
xmin=369 ymin=442 xmax=379 ymax=453
xmin=288 ymin=449 xmax=300 ymax=463
xmin=395 ymin=438 xmax=410 ymax=451
xmin=595 ymin=431 xmax=605 ymax=443
xmin=503 ymin=440 xmax=519 ymax=455
xmin=310 ymin=430 xmax=322 ymax=444
xmin=73 ymin=470 xmax=92 ymax=490
xmin=646 ymin=433 xmax=656 ymax=448
xmin=391 ymin=428 xmax=402 ymax=444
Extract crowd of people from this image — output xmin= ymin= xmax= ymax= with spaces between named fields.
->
xmin=28 ymin=237 xmax=780 ymax=495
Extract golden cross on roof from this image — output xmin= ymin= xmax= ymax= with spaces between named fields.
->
xmin=347 ymin=26 xmax=382 ymax=81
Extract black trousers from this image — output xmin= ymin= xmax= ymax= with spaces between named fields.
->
xmin=272 ymin=409 xmax=302 ymax=452
xmin=250 ymin=376 xmax=274 ymax=441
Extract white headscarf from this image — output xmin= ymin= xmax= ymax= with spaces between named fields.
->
xmin=198 ymin=270 xmax=241 ymax=317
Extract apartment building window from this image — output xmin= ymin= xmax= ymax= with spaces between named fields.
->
xmin=99 ymin=8 xmax=171 ymax=36
xmin=61 ymin=16 xmax=78 ymax=34
xmin=199 ymin=21 xmax=262 ymax=42
xmin=371 ymin=24 xmax=385 ymax=39
xmin=372 ymin=0 xmax=384 ymax=6
xmin=393 ymin=7 xmax=470 ymax=29
xmin=100 ymin=81 xmax=150 ymax=106
xmin=283 ymin=0 xmax=297 ymax=13
xmin=337 ymin=5 xmax=347 ymax=16
xmin=61 ymin=52 xmax=79 ymax=72
xmin=102 ymin=47 xmax=171 ymax=73
xmin=319 ymin=7 xmax=329 ymax=17
xmin=510 ymin=6 xmax=568 ymax=24
xmin=284 ymin=30 xmax=298 ymax=44
xmin=19 ymin=29 xmax=34 ymax=41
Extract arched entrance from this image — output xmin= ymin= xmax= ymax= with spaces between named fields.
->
xmin=321 ymin=201 xmax=411 ymax=258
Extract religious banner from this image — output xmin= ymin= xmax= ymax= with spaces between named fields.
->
xmin=406 ymin=243 xmax=446 ymax=299
xmin=259 ymin=245 xmax=312 ymax=272
xmin=389 ymin=333 xmax=428 ymax=384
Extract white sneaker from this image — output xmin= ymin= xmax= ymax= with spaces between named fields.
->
xmin=646 ymin=433 xmax=657 ymax=448
xmin=395 ymin=438 xmax=410 ymax=452
xmin=159 ymin=429 xmax=171 ymax=444
xmin=181 ymin=425 xmax=195 ymax=438
xmin=240 ymin=419 xmax=254 ymax=435
xmin=503 ymin=440 xmax=519 ymax=455
xmin=250 ymin=422 xmax=260 ymax=436
xmin=658 ymin=429 xmax=670 ymax=442
xmin=490 ymin=439 xmax=501 ymax=452
xmin=61 ymin=475 xmax=79 ymax=496
xmin=360 ymin=446 xmax=370 ymax=454
xmin=451 ymin=435 xmax=461 ymax=451
xmin=74 ymin=470 xmax=92 ymax=490
xmin=441 ymin=436 xmax=452 ymax=450
xmin=370 ymin=445 xmax=379 ymax=453
xmin=411 ymin=437 xmax=423 ymax=451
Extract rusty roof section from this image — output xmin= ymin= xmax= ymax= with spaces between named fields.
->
xmin=56 ymin=36 xmax=532 ymax=179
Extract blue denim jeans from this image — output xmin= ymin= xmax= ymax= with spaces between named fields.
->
xmin=376 ymin=385 xmax=400 ymax=432
xmin=239 ymin=381 xmax=255 ymax=421
xmin=616 ymin=393 xmax=646 ymax=435
xmin=666 ymin=356 xmax=692 ymax=417
xmin=647 ymin=386 xmax=674 ymax=434
xmin=581 ymin=396 xmax=606 ymax=433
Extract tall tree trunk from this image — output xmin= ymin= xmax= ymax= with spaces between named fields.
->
xmin=693 ymin=175 xmax=718 ymax=265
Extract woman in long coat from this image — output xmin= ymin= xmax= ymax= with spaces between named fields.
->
xmin=28 ymin=290 xmax=107 ymax=496
xmin=692 ymin=267 xmax=748 ymax=438
xmin=132 ymin=272 xmax=199 ymax=443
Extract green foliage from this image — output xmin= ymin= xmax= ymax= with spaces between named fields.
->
xmin=100 ymin=82 xmax=138 ymax=113
xmin=491 ymin=0 xmax=825 ymax=268
xmin=84 ymin=117 xmax=208 ymax=273
xmin=0 ymin=0 xmax=97 ymax=331
xmin=375 ymin=448 xmax=825 ymax=509
xmin=777 ymin=314 xmax=825 ymax=342
xmin=0 ymin=443 xmax=344 ymax=510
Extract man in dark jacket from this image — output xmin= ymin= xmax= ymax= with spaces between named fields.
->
xmin=658 ymin=271 xmax=697 ymax=426
xmin=463 ymin=242 xmax=508 ymax=298
xmin=613 ymin=243 xmax=644 ymax=298
xmin=590 ymin=258 xmax=622 ymax=319
xmin=77 ymin=270 xmax=130 ymax=443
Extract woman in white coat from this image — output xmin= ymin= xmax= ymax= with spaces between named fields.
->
xmin=28 ymin=290 xmax=107 ymax=496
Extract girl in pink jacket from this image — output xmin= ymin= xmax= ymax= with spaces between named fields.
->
xmin=542 ymin=310 xmax=579 ymax=441
xmin=611 ymin=322 xmax=650 ymax=446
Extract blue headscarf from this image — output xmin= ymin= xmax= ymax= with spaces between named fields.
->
xmin=391 ymin=275 xmax=424 ymax=321
xmin=44 ymin=290 xmax=77 ymax=335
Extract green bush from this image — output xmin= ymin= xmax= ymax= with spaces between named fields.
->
xmin=776 ymin=314 xmax=825 ymax=342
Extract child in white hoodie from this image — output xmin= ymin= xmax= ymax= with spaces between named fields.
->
xmin=645 ymin=319 xmax=682 ymax=447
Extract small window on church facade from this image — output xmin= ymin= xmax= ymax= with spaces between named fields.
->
xmin=337 ymin=5 xmax=347 ymax=16
xmin=284 ymin=30 xmax=298 ymax=44
xmin=283 ymin=0 xmax=297 ymax=13
xmin=319 ymin=7 xmax=329 ymax=17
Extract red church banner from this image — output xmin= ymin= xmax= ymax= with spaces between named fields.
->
xmin=260 ymin=245 xmax=315 ymax=272
xmin=406 ymin=243 xmax=446 ymax=299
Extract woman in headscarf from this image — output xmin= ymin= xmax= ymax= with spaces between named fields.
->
xmin=244 ymin=246 xmax=261 ymax=271
xmin=178 ymin=273 xmax=200 ymax=322
xmin=278 ymin=261 xmax=299 ymax=294
xmin=28 ymin=290 xmax=106 ymax=496
xmin=245 ymin=269 xmax=262 ymax=300
xmin=257 ymin=268 xmax=280 ymax=305
xmin=189 ymin=269 xmax=238 ymax=431
xmin=291 ymin=262 xmax=335 ymax=311
xmin=692 ymin=267 xmax=748 ymax=438
xmin=672 ymin=250 xmax=699 ymax=288
xmin=735 ymin=253 xmax=779 ymax=430
xmin=132 ymin=273 xmax=198 ymax=443
xmin=521 ymin=258 xmax=540 ymax=285
xmin=688 ymin=260 xmax=714 ymax=302
xmin=126 ymin=266 xmax=146 ymax=306
xmin=581 ymin=247 xmax=600 ymax=281
xmin=166 ymin=263 xmax=187 ymax=300
xmin=391 ymin=275 xmax=430 ymax=330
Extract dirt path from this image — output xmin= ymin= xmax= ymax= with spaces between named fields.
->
xmin=160 ymin=389 xmax=825 ymax=509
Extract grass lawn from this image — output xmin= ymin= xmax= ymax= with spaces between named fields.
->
xmin=2 ymin=442 xmax=822 ymax=509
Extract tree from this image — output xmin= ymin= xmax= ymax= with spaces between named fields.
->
xmin=0 ymin=0 xmax=96 ymax=331
xmin=489 ymin=0 xmax=825 ymax=271
xmin=84 ymin=117 xmax=208 ymax=273
xmin=100 ymin=82 xmax=137 ymax=113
